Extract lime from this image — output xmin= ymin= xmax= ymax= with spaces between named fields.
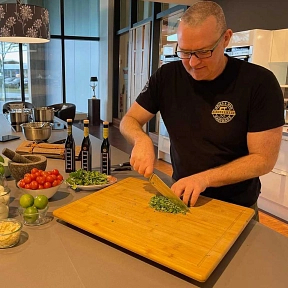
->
xmin=24 ymin=206 xmax=39 ymax=223
xmin=20 ymin=194 xmax=34 ymax=208
xmin=0 ymin=155 xmax=4 ymax=163
xmin=34 ymin=195 xmax=48 ymax=210
xmin=0 ymin=165 xmax=4 ymax=176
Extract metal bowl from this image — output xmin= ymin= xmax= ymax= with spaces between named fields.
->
xmin=20 ymin=122 xmax=53 ymax=141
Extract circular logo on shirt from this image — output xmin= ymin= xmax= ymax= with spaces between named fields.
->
xmin=140 ymin=80 xmax=149 ymax=94
xmin=212 ymin=101 xmax=236 ymax=123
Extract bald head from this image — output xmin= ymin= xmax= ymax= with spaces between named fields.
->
xmin=180 ymin=1 xmax=227 ymax=34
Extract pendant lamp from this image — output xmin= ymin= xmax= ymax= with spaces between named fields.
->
xmin=0 ymin=0 xmax=50 ymax=43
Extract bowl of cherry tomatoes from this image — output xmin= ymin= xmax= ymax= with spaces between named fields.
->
xmin=17 ymin=168 xmax=64 ymax=199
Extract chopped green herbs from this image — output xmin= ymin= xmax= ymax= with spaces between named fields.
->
xmin=65 ymin=169 xmax=109 ymax=189
xmin=149 ymin=195 xmax=186 ymax=214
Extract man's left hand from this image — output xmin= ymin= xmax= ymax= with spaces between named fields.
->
xmin=171 ymin=174 xmax=209 ymax=206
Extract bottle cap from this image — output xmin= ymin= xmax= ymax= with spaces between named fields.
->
xmin=83 ymin=119 xmax=89 ymax=124
xmin=103 ymin=121 xmax=109 ymax=125
xmin=67 ymin=119 xmax=72 ymax=123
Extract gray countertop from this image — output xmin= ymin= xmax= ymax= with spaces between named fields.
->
xmin=1 ymin=115 xmax=288 ymax=288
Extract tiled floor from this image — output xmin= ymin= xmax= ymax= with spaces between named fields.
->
xmin=74 ymin=121 xmax=288 ymax=237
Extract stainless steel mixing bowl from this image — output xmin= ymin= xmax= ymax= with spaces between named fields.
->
xmin=20 ymin=122 xmax=53 ymax=141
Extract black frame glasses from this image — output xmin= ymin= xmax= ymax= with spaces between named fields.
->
xmin=176 ymin=31 xmax=226 ymax=59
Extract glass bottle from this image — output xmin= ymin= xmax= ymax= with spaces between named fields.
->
xmin=100 ymin=121 xmax=111 ymax=175
xmin=65 ymin=119 xmax=75 ymax=173
xmin=81 ymin=119 xmax=92 ymax=171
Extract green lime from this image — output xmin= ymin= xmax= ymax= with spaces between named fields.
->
xmin=34 ymin=195 xmax=48 ymax=210
xmin=24 ymin=206 xmax=39 ymax=223
xmin=20 ymin=194 xmax=34 ymax=208
xmin=0 ymin=165 xmax=4 ymax=176
xmin=0 ymin=155 xmax=4 ymax=163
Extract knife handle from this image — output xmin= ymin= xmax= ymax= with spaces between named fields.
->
xmin=119 ymin=161 xmax=131 ymax=167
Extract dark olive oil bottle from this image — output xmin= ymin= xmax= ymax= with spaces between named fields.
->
xmin=81 ymin=119 xmax=92 ymax=171
xmin=65 ymin=119 xmax=75 ymax=173
xmin=100 ymin=121 xmax=111 ymax=175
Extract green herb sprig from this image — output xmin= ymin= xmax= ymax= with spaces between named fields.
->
xmin=149 ymin=195 xmax=186 ymax=214
xmin=65 ymin=169 xmax=109 ymax=189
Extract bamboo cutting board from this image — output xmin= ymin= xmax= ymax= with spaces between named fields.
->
xmin=53 ymin=177 xmax=254 ymax=282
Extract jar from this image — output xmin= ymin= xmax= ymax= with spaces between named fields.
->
xmin=0 ymin=176 xmax=10 ymax=219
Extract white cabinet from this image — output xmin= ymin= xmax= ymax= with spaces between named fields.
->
xmin=157 ymin=117 xmax=171 ymax=163
xmin=259 ymin=134 xmax=288 ymax=221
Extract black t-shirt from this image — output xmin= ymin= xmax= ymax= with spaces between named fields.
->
xmin=136 ymin=56 xmax=284 ymax=207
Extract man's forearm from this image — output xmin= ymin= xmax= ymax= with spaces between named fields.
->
xmin=200 ymin=153 xmax=276 ymax=188
xmin=120 ymin=115 xmax=151 ymax=146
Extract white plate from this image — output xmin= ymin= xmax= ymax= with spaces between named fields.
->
xmin=70 ymin=176 xmax=117 ymax=191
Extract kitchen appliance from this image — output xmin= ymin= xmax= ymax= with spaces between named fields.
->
xmin=33 ymin=107 xmax=56 ymax=122
xmin=225 ymin=45 xmax=253 ymax=62
xmin=53 ymin=177 xmax=254 ymax=282
xmin=7 ymin=109 xmax=32 ymax=132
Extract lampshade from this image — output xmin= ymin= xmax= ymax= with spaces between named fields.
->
xmin=90 ymin=76 xmax=98 ymax=82
xmin=0 ymin=1 xmax=50 ymax=43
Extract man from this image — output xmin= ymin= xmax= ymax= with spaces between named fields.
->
xmin=119 ymin=1 xmax=284 ymax=219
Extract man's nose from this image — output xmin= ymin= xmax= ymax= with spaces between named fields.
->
xmin=189 ymin=54 xmax=201 ymax=66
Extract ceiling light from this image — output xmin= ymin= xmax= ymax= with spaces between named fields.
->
xmin=0 ymin=0 xmax=50 ymax=44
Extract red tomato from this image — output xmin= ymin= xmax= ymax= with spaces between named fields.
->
xmin=51 ymin=174 xmax=57 ymax=180
xmin=18 ymin=180 xmax=26 ymax=188
xmin=30 ymin=173 xmax=37 ymax=180
xmin=24 ymin=173 xmax=31 ymax=178
xmin=51 ymin=169 xmax=59 ymax=176
xmin=47 ymin=171 xmax=52 ymax=175
xmin=36 ymin=176 xmax=46 ymax=185
xmin=31 ymin=168 xmax=39 ymax=174
xmin=34 ymin=171 xmax=40 ymax=177
xmin=25 ymin=183 xmax=31 ymax=189
xmin=46 ymin=175 xmax=54 ymax=183
xmin=44 ymin=182 xmax=52 ymax=189
xmin=38 ymin=184 xmax=44 ymax=189
xmin=52 ymin=180 xmax=59 ymax=187
xmin=24 ymin=175 xmax=32 ymax=184
xmin=41 ymin=171 xmax=49 ymax=178
xmin=57 ymin=174 xmax=63 ymax=181
xmin=30 ymin=181 xmax=39 ymax=190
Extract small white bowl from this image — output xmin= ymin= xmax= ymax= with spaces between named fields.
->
xmin=17 ymin=181 xmax=63 ymax=199
xmin=0 ymin=218 xmax=22 ymax=248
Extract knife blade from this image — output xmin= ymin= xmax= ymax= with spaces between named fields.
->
xmin=149 ymin=173 xmax=190 ymax=213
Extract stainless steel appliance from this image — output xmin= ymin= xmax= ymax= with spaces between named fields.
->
xmin=7 ymin=109 xmax=32 ymax=132
xmin=33 ymin=107 xmax=55 ymax=122
xmin=224 ymin=46 xmax=253 ymax=62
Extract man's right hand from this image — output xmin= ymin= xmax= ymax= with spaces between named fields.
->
xmin=130 ymin=137 xmax=155 ymax=178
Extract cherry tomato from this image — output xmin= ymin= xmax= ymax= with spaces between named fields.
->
xmin=31 ymin=168 xmax=39 ymax=174
xmin=25 ymin=183 xmax=31 ymax=189
xmin=30 ymin=181 xmax=39 ymax=190
xmin=51 ymin=169 xmax=59 ymax=176
xmin=51 ymin=174 xmax=57 ymax=180
xmin=57 ymin=174 xmax=63 ymax=181
xmin=38 ymin=184 xmax=44 ymax=189
xmin=30 ymin=173 xmax=37 ymax=180
xmin=44 ymin=182 xmax=52 ymax=189
xmin=34 ymin=171 xmax=40 ymax=177
xmin=46 ymin=175 xmax=54 ymax=183
xmin=18 ymin=180 xmax=26 ymax=188
xmin=36 ymin=176 xmax=46 ymax=185
xmin=24 ymin=173 xmax=31 ymax=178
xmin=52 ymin=180 xmax=59 ymax=187
xmin=24 ymin=175 xmax=32 ymax=184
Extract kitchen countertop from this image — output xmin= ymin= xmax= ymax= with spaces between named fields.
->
xmin=0 ymin=115 xmax=288 ymax=288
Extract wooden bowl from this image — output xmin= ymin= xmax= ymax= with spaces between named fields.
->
xmin=8 ymin=155 xmax=47 ymax=182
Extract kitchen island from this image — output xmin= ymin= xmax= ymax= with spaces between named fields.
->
xmin=0 ymin=115 xmax=288 ymax=288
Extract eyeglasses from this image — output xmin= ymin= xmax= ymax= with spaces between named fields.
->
xmin=176 ymin=31 xmax=226 ymax=59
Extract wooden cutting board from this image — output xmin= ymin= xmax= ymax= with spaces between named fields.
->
xmin=16 ymin=140 xmax=81 ymax=159
xmin=53 ymin=177 xmax=254 ymax=282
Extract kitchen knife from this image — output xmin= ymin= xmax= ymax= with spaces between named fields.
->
xmin=149 ymin=173 xmax=190 ymax=213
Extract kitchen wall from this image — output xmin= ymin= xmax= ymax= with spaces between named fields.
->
xmin=216 ymin=0 xmax=288 ymax=32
